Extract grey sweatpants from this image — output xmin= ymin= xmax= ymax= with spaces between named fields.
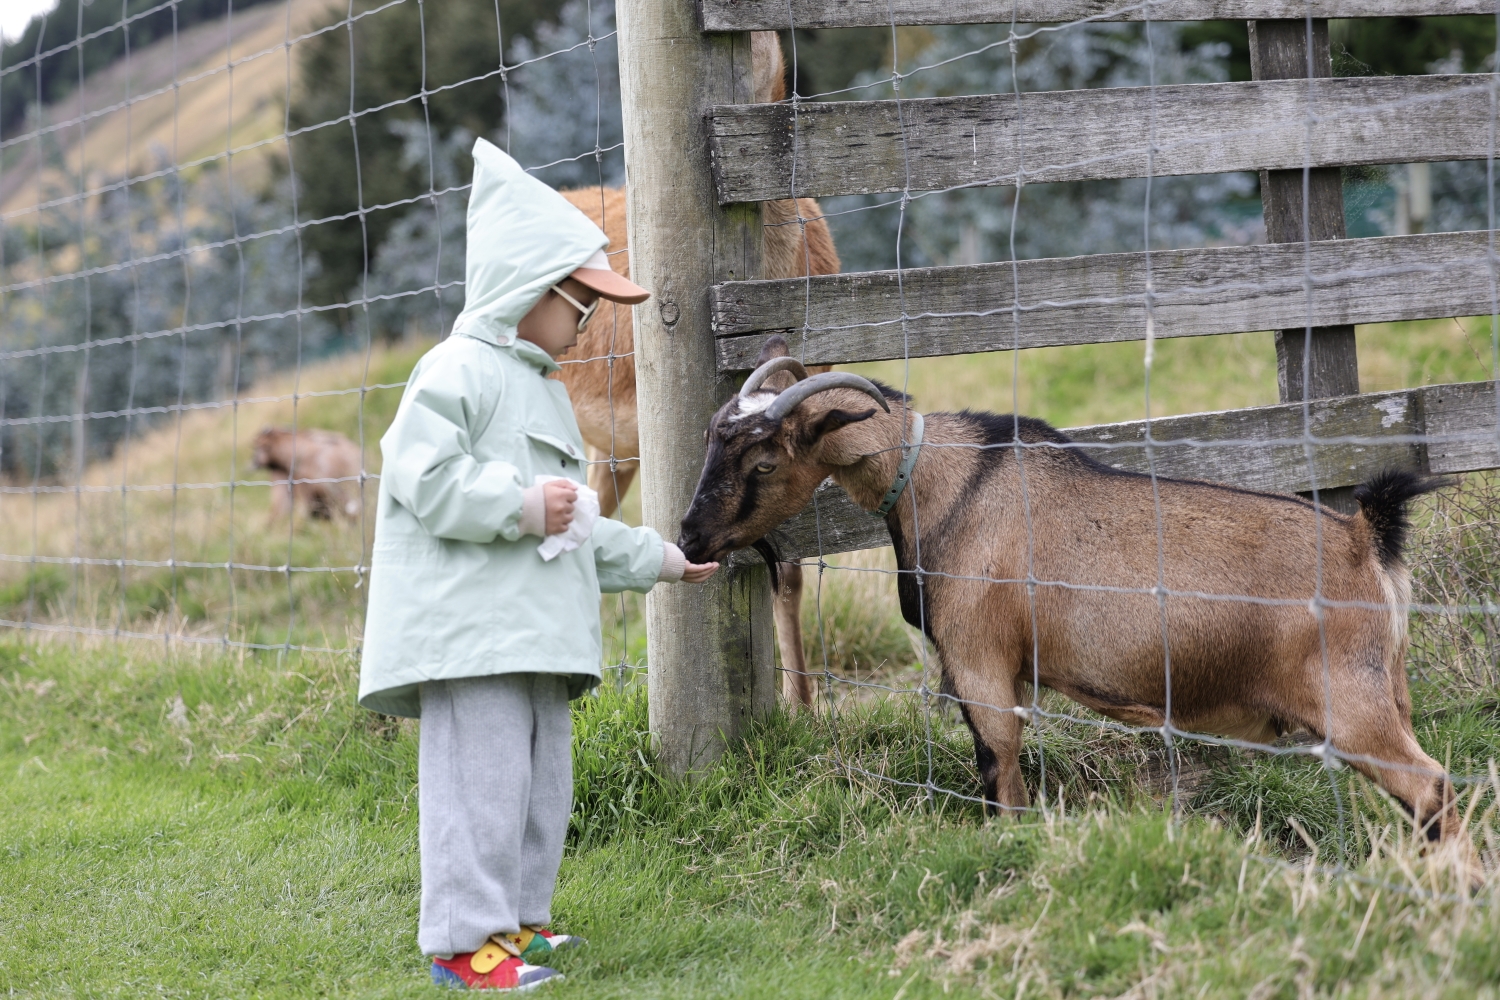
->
xmin=417 ymin=673 xmax=573 ymax=956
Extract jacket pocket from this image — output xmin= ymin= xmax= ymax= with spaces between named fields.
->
xmin=525 ymin=428 xmax=585 ymax=477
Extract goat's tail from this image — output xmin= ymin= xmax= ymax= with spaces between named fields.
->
xmin=1352 ymin=469 xmax=1453 ymax=567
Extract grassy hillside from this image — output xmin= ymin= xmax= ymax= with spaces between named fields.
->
xmin=0 ymin=0 xmax=330 ymax=222
xmin=0 ymin=341 xmax=420 ymax=649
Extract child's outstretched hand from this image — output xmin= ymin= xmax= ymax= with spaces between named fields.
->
xmin=543 ymin=479 xmax=578 ymax=535
xmin=681 ymin=560 xmax=719 ymax=584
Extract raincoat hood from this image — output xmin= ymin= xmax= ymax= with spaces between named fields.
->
xmin=450 ymin=138 xmax=609 ymax=346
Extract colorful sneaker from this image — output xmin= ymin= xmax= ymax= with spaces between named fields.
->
xmin=430 ymin=942 xmax=561 ymax=991
xmin=498 ymin=927 xmax=586 ymax=963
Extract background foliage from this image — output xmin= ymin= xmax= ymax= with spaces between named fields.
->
xmin=0 ymin=164 xmax=338 ymax=479
xmin=283 ymin=0 xmax=556 ymax=305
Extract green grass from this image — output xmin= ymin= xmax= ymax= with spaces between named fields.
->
xmin=4 ymin=639 xmax=1499 ymax=998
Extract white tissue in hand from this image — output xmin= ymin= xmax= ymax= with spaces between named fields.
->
xmin=535 ymin=474 xmax=599 ymax=561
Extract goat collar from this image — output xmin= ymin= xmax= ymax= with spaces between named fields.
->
xmin=869 ymin=411 xmax=924 ymax=519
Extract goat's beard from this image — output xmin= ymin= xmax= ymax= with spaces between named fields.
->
xmin=751 ymin=537 xmax=783 ymax=591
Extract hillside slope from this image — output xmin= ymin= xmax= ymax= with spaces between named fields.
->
xmin=1 ymin=0 xmax=328 ymax=222
xmin=0 ymin=339 xmax=419 ymax=649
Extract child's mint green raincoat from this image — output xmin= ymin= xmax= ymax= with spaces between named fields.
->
xmin=358 ymin=139 xmax=667 ymax=718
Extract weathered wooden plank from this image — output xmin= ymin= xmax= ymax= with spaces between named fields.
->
xmin=708 ymin=75 xmax=1492 ymax=203
xmin=1425 ymin=379 xmax=1500 ymax=475
xmin=713 ymin=231 xmax=1498 ymax=370
xmin=752 ymin=380 xmax=1498 ymax=560
xmin=1064 ymin=389 xmax=1427 ymax=496
xmin=700 ymin=0 xmax=1496 ymax=30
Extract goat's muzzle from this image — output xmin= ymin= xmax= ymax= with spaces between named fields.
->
xmin=676 ymin=523 xmax=730 ymax=566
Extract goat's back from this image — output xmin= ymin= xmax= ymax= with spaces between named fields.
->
xmin=911 ymin=415 xmax=1401 ymax=722
xmin=259 ymin=427 xmax=362 ymax=480
xmin=554 ymin=186 xmax=638 ymax=453
xmin=918 ymin=415 xmax=1378 ymax=600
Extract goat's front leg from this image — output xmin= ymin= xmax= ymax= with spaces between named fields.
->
xmin=943 ymin=639 xmax=1029 ymax=814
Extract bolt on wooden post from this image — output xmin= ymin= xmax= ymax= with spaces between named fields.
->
xmin=1249 ymin=18 xmax=1362 ymax=512
xmin=616 ymin=0 xmax=776 ymax=777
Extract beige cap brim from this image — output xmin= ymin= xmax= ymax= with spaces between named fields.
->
xmin=570 ymin=249 xmax=650 ymax=304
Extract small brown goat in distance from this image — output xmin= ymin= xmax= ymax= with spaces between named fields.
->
xmin=678 ymin=336 xmax=1469 ymax=850
xmin=554 ymin=31 xmax=839 ymax=708
xmin=252 ymin=427 xmax=362 ymax=522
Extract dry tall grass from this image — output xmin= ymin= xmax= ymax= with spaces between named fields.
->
xmin=800 ymin=547 xmax=925 ymax=695
xmin=1409 ymin=472 xmax=1500 ymax=693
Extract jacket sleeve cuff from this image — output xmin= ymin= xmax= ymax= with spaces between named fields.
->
xmin=519 ymin=484 xmax=546 ymax=538
xmin=657 ymin=541 xmax=687 ymax=583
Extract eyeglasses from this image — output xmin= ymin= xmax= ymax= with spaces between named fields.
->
xmin=551 ymin=284 xmax=600 ymax=333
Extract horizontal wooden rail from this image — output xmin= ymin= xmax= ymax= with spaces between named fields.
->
xmin=708 ymin=74 xmax=1491 ymax=203
xmin=701 ymin=0 xmax=1496 ymax=30
xmin=741 ymin=379 xmax=1499 ymax=562
xmin=713 ymin=230 xmax=1499 ymax=370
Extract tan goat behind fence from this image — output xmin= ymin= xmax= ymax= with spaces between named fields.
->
xmin=554 ymin=32 xmax=840 ymax=706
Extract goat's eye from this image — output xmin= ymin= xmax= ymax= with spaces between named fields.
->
xmin=755 ymin=463 xmax=775 ymax=475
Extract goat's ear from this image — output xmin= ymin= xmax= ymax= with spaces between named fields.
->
xmin=753 ymin=334 xmax=791 ymax=366
xmin=801 ymin=407 xmax=877 ymax=450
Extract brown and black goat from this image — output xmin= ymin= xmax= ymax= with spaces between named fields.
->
xmin=679 ymin=336 xmax=1465 ymax=846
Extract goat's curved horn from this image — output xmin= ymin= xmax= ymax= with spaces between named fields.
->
xmin=765 ymin=372 xmax=891 ymax=422
xmin=739 ymin=356 xmax=809 ymax=397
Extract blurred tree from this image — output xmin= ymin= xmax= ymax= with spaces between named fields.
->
xmin=1179 ymin=15 xmax=1496 ymax=83
xmin=1178 ymin=21 xmax=1252 ymax=81
xmin=781 ymin=27 xmax=890 ymax=98
xmin=360 ymin=0 xmax=619 ymax=341
xmin=0 ymin=159 xmax=337 ymax=479
xmin=503 ymin=2 xmax=622 ymax=191
xmin=1332 ymin=16 xmax=1496 ymax=75
xmin=818 ymin=21 xmax=1261 ymax=272
xmin=284 ymin=0 xmax=553 ymax=309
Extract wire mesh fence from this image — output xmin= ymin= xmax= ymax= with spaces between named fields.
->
xmin=0 ymin=0 xmax=643 ymax=662
xmin=2 ymin=0 xmax=1499 ymax=905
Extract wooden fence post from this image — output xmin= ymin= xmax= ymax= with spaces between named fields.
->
xmin=616 ymin=3 xmax=777 ymax=776
xmin=1249 ymin=18 xmax=1362 ymax=511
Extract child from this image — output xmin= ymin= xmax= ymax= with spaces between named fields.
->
xmin=358 ymin=138 xmax=718 ymax=991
